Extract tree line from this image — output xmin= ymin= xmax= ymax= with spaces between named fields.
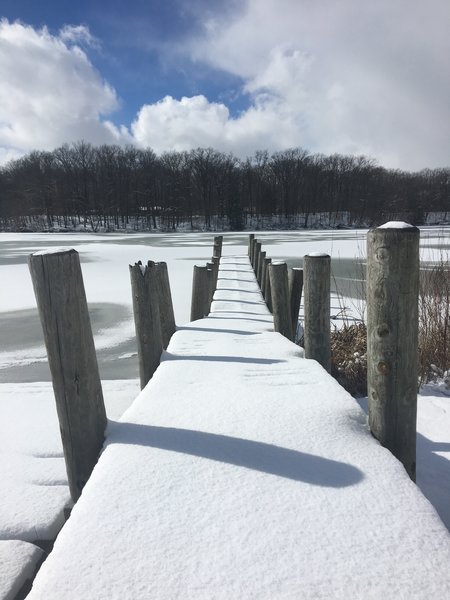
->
xmin=0 ymin=142 xmax=448 ymax=231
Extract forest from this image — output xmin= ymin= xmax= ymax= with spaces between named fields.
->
xmin=0 ymin=142 xmax=448 ymax=231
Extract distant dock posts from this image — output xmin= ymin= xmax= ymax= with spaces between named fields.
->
xmin=28 ymin=249 xmax=107 ymax=502
xmin=367 ymin=222 xmax=420 ymax=481
xmin=247 ymin=234 xmax=303 ymax=341
xmin=190 ymin=236 xmax=222 ymax=321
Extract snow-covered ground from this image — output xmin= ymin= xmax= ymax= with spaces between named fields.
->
xmin=0 ymin=228 xmax=449 ymax=597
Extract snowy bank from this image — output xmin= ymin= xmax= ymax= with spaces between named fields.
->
xmin=26 ymin=255 xmax=450 ymax=599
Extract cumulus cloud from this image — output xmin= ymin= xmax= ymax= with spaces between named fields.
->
xmin=0 ymin=19 xmax=129 ymax=162
xmin=160 ymin=0 xmax=450 ymax=170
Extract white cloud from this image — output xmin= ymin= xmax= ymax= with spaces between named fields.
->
xmin=0 ymin=19 xmax=129 ymax=162
xmin=59 ymin=24 xmax=101 ymax=50
xmin=170 ymin=0 xmax=450 ymax=170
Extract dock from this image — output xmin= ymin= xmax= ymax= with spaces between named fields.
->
xmin=26 ymin=254 xmax=450 ymax=599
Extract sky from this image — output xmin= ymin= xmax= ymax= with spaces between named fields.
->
xmin=0 ymin=0 xmax=449 ymax=171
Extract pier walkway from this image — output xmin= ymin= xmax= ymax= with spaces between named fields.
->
xmin=27 ymin=255 xmax=450 ymax=599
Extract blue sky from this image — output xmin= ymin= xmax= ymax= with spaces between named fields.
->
xmin=0 ymin=0 xmax=449 ymax=170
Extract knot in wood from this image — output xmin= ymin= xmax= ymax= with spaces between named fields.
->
xmin=377 ymin=361 xmax=390 ymax=374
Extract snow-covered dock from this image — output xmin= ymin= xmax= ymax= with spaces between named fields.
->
xmin=27 ymin=255 xmax=450 ymax=599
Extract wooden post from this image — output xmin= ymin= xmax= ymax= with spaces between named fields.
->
xmin=257 ymin=250 xmax=266 ymax=287
xmin=191 ymin=265 xmax=210 ymax=321
xmin=214 ymin=235 xmax=223 ymax=257
xmin=261 ymin=256 xmax=270 ymax=299
xmin=254 ymin=242 xmax=262 ymax=275
xmin=206 ymin=262 xmax=215 ymax=308
xmin=130 ymin=261 xmax=164 ymax=389
xmin=269 ymin=262 xmax=293 ymax=340
xmin=154 ymin=261 xmax=176 ymax=349
xmin=264 ymin=257 xmax=273 ymax=312
xmin=367 ymin=223 xmax=420 ymax=480
xmin=28 ymin=249 xmax=107 ymax=502
xmin=251 ymin=238 xmax=258 ymax=268
xmin=248 ymin=234 xmax=255 ymax=258
xmin=303 ymin=253 xmax=331 ymax=372
xmin=289 ymin=267 xmax=303 ymax=341
xmin=211 ymin=256 xmax=220 ymax=289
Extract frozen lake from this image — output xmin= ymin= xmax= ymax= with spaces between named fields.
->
xmin=0 ymin=226 xmax=448 ymax=383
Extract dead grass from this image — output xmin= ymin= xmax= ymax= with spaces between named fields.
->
xmin=418 ymin=259 xmax=450 ymax=386
xmin=331 ymin=322 xmax=367 ymax=397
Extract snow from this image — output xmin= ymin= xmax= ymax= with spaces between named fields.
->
xmin=31 ymin=247 xmax=75 ymax=256
xmin=26 ymin=255 xmax=450 ymax=599
xmin=0 ymin=380 xmax=139 ymax=543
xmin=0 ymin=541 xmax=43 ymax=600
xmin=305 ymin=251 xmax=330 ymax=257
xmin=378 ymin=221 xmax=416 ymax=229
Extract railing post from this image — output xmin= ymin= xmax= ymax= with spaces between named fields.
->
xmin=28 ymin=249 xmax=107 ymax=502
xmin=269 ymin=262 xmax=293 ymax=340
xmin=289 ymin=267 xmax=303 ymax=341
xmin=303 ymin=253 xmax=331 ymax=372
xmin=367 ymin=223 xmax=420 ymax=480
xmin=191 ymin=265 xmax=210 ymax=321
xmin=130 ymin=261 xmax=164 ymax=389
xmin=154 ymin=261 xmax=176 ymax=349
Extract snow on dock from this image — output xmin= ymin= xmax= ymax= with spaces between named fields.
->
xmin=27 ymin=255 xmax=450 ymax=599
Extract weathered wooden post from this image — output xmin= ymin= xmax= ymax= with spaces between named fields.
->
xmin=191 ymin=265 xmax=210 ymax=321
xmin=257 ymin=250 xmax=266 ymax=287
xmin=213 ymin=236 xmax=222 ymax=258
xmin=303 ymin=253 xmax=331 ymax=372
xmin=261 ymin=256 xmax=271 ymax=299
xmin=251 ymin=238 xmax=258 ymax=268
xmin=130 ymin=261 xmax=164 ymax=389
xmin=28 ymin=249 xmax=107 ymax=502
xmin=269 ymin=262 xmax=293 ymax=340
xmin=206 ymin=262 xmax=215 ymax=308
xmin=264 ymin=257 xmax=273 ymax=312
xmin=289 ymin=267 xmax=303 ymax=340
xmin=248 ymin=234 xmax=255 ymax=258
xmin=211 ymin=255 xmax=220 ymax=289
xmin=367 ymin=223 xmax=420 ymax=480
xmin=154 ymin=261 xmax=176 ymax=350
xmin=254 ymin=242 xmax=262 ymax=275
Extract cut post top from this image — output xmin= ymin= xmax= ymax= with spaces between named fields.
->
xmin=304 ymin=252 xmax=330 ymax=258
xmin=31 ymin=247 xmax=76 ymax=256
xmin=377 ymin=221 xmax=418 ymax=231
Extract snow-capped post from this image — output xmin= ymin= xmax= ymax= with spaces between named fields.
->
xmin=257 ymin=250 xmax=266 ymax=287
xmin=154 ymin=261 xmax=176 ymax=350
xmin=248 ymin=234 xmax=255 ymax=258
xmin=130 ymin=261 xmax=163 ymax=389
xmin=264 ymin=257 xmax=273 ymax=312
xmin=269 ymin=262 xmax=293 ymax=340
xmin=304 ymin=254 xmax=331 ymax=372
xmin=191 ymin=265 xmax=210 ymax=321
xmin=367 ymin=222 xmax=420 ymax=481
xmin=254 ymin=241 xmax=262 ymax=275
xmin=28 ymin=248 xmax=107 ymax=502
xmin=261 ymin=256 xmax=271 ymax=300
xmin=289 ymin=268 xmax=304 ymax=341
